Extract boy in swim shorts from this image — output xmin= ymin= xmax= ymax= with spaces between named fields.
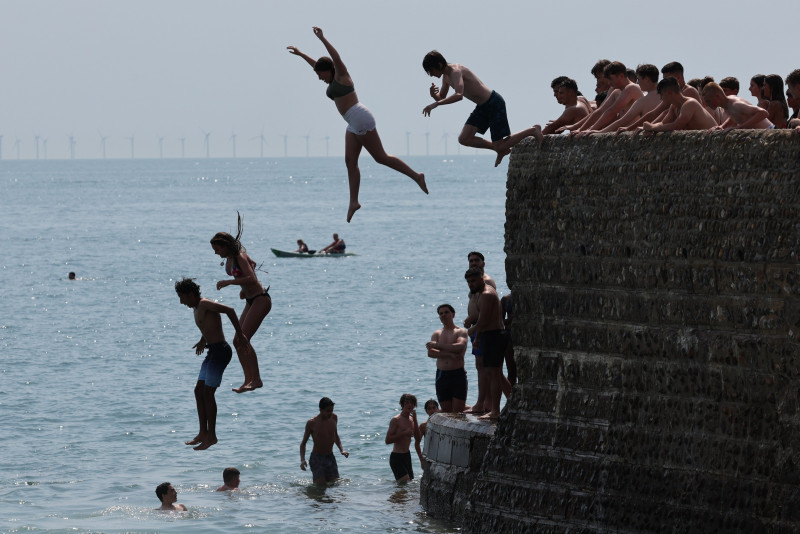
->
xmin=300 ymin=397 xmax=349 ymax=486
xmin=385 ymin=394 xmax=421 ymax=482
xmin=175 ymin=278 xmax=249 ymax=451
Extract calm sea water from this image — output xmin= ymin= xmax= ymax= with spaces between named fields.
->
xmin=0 ymin=155 xmax=508 ymax=533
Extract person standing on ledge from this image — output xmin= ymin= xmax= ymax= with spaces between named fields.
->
xmin=426 ymin=304 xmax=468 ymax=413
xmin=287 ymin=27 xmax=427 ymax=223
xmin=422 ymin=50 xmax=538 ymax=167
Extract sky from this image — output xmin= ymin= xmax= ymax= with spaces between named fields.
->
xmin=1 ymin=0 xmax=798 ymax=160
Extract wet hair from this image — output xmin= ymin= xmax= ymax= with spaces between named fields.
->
xmin=424 ymin=399 xmax=439 ymax=412
xmin=399 ymin=393 xmax=418 ymax=407
xmin=175 ymin=278 xmax=200 ymax=297
xmin=719 ymin=76 xmax=739 ymax=92
xmin=657 ymin=76 xmax=680 ymax=95
xmin=786 ymin=69 xmax=800 ymax=88
xmin=422 ymin=51 xmax=447 ymax=75
xmin=603 ymin=61 xmax=627 ymax=78
xmin=155 ymin=482 xmax=172 ymax=502
xmin=550 ymin=76 xmax=569 ymax=89
xmin=222 ymin=467 xmax=240 ymax=483
xmin=626 ymin=69 xmax=637 ymax=83
xmin=558 ymin=78 xmax=578 ymax=92
xmin=467 ymin=251 xmax=484 ymax=262
xmin=437 ymin=303 xmax=455 ymax=315
xmin=591 ymin=59 xmax=610 ymax=77
xmin=465 ymin=267 xmax=484 ymax=279
xmin=210 ymin=212 xmax=246 ymax=258
xmin=636 ymin=64 xmax=659 ymax=84
xmin=68 ymin=272 xmax=76 ymax=279
xmin=314 ymin=56 xmax=334 ymax=74
xmin=661 ymin=62 xmax=684 ymax=76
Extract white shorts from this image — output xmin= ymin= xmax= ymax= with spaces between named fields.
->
xmin=343 ymin=103 xmax=376 ymax=135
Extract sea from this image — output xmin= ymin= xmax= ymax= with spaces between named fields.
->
xmin=0 ymin=154 xmax=508 ymax=533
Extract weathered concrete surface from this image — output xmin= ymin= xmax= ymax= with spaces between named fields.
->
xmin=420 ymin=413 xmax=495 ymax=524
xmin=462 ymin=131 xmax=800 ymax=533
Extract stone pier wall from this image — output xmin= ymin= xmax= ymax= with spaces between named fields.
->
xmin=419 ymin=414 xmax=494 ymax=524
xmin=462 ymin=131 xmax=800 ymax=533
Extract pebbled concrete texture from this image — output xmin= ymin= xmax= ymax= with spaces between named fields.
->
xmin=458 ymin=131 xmax=800 ymax=533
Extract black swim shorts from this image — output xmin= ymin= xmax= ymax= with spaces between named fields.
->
xmin=465 ymin=91 xmax=511 ymax=141
xmin=390 ymin=451 xmax=414 ymax=481
xmin=435 ymin=367 xmax=468 ymax=402
xmin=479 ymin=330 xmax=509 ymax=368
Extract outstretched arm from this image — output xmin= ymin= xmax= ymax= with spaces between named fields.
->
xmin=287 ymin=46 xmax=316 ymax=69
xmin=313 ymin=27 xmax=348 ymax=77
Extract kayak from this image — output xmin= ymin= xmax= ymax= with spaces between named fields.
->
xmin=271 ymin=248 xmax=357 ymax=258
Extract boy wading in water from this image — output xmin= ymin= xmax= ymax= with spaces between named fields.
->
xmin=300 ymin=397 xmax=349 ymax=486
xmin=385 ymin=394 xmax=421 ymax=482
xmin=175 ymin=278 xmax=249 ymax=450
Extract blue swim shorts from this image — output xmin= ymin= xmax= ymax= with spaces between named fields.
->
xmin=465 ymin=90 xmax=511 ymax=142
xmin=197 ymin=342 xmax=232 ymax=388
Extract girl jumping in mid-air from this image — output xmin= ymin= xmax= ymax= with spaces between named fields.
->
xmin=210 ymin=213 xmax=270 ymax=393
xmin=288 ymin=27 xmax=427 ymax=223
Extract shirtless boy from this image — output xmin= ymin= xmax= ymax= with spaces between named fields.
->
xmin=702 ymin=82 xmax=773 ymax=130
xmin=155 ymin=482 xmax=187 ymax=511
xmin=426 ymin=304 xmax=468 ymax=413
xmin=533 ymin=78 xmax=591 ymax=142
xmin=574 ymin=61 xmax=643 ymax=136
xmin=642 ymin=77 xmax=718 ymax=133
xmin=422 ymin=50 xmax=538 ymax=166
xmin=216 ymin=467 xmax=240 ymax=491
xmin=465 ymin=268 xmax=507 ymax=421
xmin=385 ymin=393 xmax=421 ymax=482
xmin=175 ymin=278 xmax=249 ymax=451
xmin=300 ymin=397 xmax=349 ymax=486
xmin=463 ymin=252 xmax=496 ymax=414
xmin=592 ymin=64 xmax=661 ymax=134
xmin=786 ymin=69 xmax=800 ymax=131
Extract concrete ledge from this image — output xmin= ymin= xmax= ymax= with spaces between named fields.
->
xmin=420 ymin=413 xmax=496 ymax=524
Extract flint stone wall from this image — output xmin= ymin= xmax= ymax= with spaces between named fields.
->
xmin=463 ymin=131 xmax=800 ymax=533
xmin=419 ymin=413 xmax=495 ymax=523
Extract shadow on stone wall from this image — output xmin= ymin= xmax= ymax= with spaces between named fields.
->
xmin=462 ymin=131 xmax=800 ymax=533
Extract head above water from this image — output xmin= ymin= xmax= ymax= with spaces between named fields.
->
xmin=222 ymin=467 xmax=240 ymax=484
xmin=155 ymin=482 xmax=174 ymax=503
xmin=424 ymin=399 xmax=439 ymax=414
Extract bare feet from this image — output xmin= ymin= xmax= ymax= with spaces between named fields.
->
xmin=193 ymin=437 xmax=218 ymax=451
xmin=232 ymin=381 xmax=260 ymax=393
xmin=477 ymin=412 xmax=499 ymax=421
xmin=414 ymin=173 xmax=429 ymax=194
xmin=464 ymin=405 xmax=487 ymax=414
xmin=533 ymin=125 xmax=544 ymax=147
xmin=184 ymin=435 xmax=203 ymax=446
xmin=346 ymin=201 xmax=361 ymax=223
xmin=494 ymin=148 xmax=511 ymax=167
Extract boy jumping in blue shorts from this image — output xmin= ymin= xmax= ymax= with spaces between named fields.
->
xmin=175 ymin=278 xmax=249 ymax=451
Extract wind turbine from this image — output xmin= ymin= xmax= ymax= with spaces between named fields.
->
xmin=158 ymin=136 xmax=164 ymax=159
xmin=251 ymin=128 xmax=267 ymax=158
xmin=34 ymin=134 xmax=40 ymax=160
xmin=442 ymin=131 xmax=449 ymax=156
xmin=323 ymin=135 xmax=330 ymax=157
xmin=282 ymin=132 xmax=288 ymax=157
xmin=14 ymin=138 xmax=21 ymax=160
xmin=126 ymin=135 xmax=135 ymax=159
xmin=201 ymin=130 xmax=211 ymax=158
xmin=230 ymin=132 xmax=237 ymax=158
xmin=99 ymin=132 xmax=109 ymax=159
xmin=425 ymin=131 xmax=430 ymax=156
xmin=406 ymin=131 xmax=411 ymax=156
xmin=178 ymin=136 xmax=186 ymax=158
xmin=68 ymin=134 xmax=76 ymax=160
xmin=302 ymin=132 xmax=310 ymax=157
